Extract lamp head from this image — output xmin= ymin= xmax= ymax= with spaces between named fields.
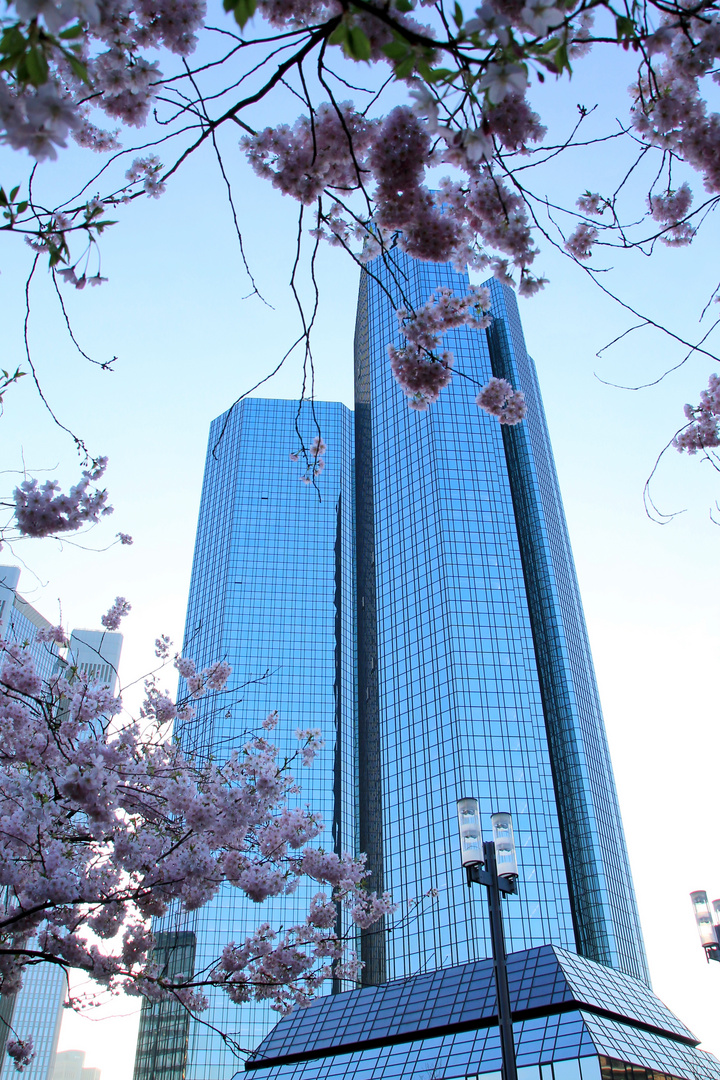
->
xmin=491 ymin=811 xmax=519 ymax=879
xmin=457 ymin=797 xmax=483 ymax=867
xmin=690 ymin=890 xmax=719 ymax=948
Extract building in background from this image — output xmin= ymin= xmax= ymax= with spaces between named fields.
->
xmin=0 ymin=567 xmax=60 ymax=682
xmin=0 ymin=568 xmax=122 ymax=1080
xmin=132 ymin=400 xmax=356 ymax=1080
xmin=64 ymin=631 xmax=122 ymax=688
xmin=52 ymin=1050 xmax=101 ymax=1080
xmin=139 ymin=254 xmax=652 ymax=1079
xmin=132 ymin=932 xmax=197 ymax=1080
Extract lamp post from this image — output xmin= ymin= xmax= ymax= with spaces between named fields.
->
xmin=457 ymin=799 xmax=518 ymax=1080
xmin=690 ymin=890 xmax=720 ymax=962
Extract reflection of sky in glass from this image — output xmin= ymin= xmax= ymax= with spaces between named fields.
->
xmin=487 ymin=281 xmax=647 ymax=983
xmin=142 ymin=248 xmax=649 ymax=1080
xmin=157 ymin=399 xmax=356 ymax=1079
xmin=245 ymin=944 xmax=704 ymax=1080
xmin=0 ymin=955 xmax=65 ymax=1080
xmin=356 ymin=253 xmax=576 ymax=974
xmin=356 ymin=251 xmax=646 ymax=985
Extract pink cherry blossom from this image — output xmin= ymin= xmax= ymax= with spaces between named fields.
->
xmin=101 ymin=596 xmax=131 ymax=631
xmin=673 ymin=373 xmax=720 ymax=453
xmin=476 ymin=376 xmax=527 ymax=424
xmin=389 ymin=287 xmax=492 ymax=409
xmin=12 ymin=459 xmax=112 ymax=539
xmin=0 ymin=636 xmax=390 ymax=1059
xmin=6 ymin=1039 xmax=34 ymax=1072
xmin=564 ymin=222 xmax=598 ymax=261
xmin=35 ymin=625 xmax=68 ymax=646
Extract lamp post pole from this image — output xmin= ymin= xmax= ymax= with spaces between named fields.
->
xmin=457 ymin=802 xmax=519 ymax=1080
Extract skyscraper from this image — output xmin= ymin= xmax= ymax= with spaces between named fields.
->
xmin=354 ymin=253 xmax=647 ymax=987
xmin=139 ymin=253 xmax=647 ymax=1078
xmin=134 ymin=401 xmax=356 ymax=1079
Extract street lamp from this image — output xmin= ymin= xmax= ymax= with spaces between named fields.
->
xmin=690 ymin=890 xmax=720 ymax=962
xmin=456 ymin=799 xmax=518 ymax=1080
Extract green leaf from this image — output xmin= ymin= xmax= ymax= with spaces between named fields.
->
xmin=553 ymin=41 xmax=570 ymax=74
xmin=346 ymin=25 xmax=372 ymax=60
xmin=227 ymin=0 xmax=257 ymax=27
xmin=25 ymin=46 xmax=49 ymax=86
xmin=426 ymin=66 xmax=453 ymax=82
xmin=533 ymin=35 xmax=559 ymax=54
xmin=9 ymin=185 xmax=19 ymax=201
xmin=235 ymin=0 xmax=257 ymax=27
xmin=59 ymin=24 xmax=84 ymax=38
xmin=0 ymin=189 xmax=7 ymax=206
xmin=67 ymin=53 xmax=89 ymax=83
xmin=616 ymin=14 xmax=635 ymax=40
xmin=382 ymin=38 xmax=408 ymax=60
xmin=328 ymin=22 xmax=348 ymax=45
xmin=394 ymin=0 xmax=413 ymax=10
xmin=453 ymin=1 xmax=464 ymax=27
xmin=16 ymin=201 xmax=28 ymax=214
xmin=394 ymin=55 xmax=415 ymax=78
xmin=1 ymin=26 xmax=27 ymax=56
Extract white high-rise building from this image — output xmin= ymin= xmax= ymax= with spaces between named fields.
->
xmin=52 ymin=1049 xmax=101 ymax=1080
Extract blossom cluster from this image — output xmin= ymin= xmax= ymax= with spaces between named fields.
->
xmin=290 ymin=434 xmax=326 ymax=485
xmin=101 ymin=596 xmax=131 ymax=631
xmin=476 ymin=376 xmax=526 ymax=424
xmin=244 ymin=104 xmax=376 ymax=206
xmin=564 ymin=222 xmax=598 ymax=261
xmin=648 ymin=183 xmax=696 ymax=247
xmin=388 ymin=286 xmax=491 ymax=410
xmin=1 ymin=0 xmax=207 ymax=163
xmin=0 ymin=631 xmax=391 ymax=1064
xmin=673 ymin=373 xmax=720 ymax=454
xmin=244 ymin=101 xmax=542 ymax=287
xmin=12 ymin=458 xmax=112 ymax=539
xmin=631 ymin=16 xmax=720 ymax=198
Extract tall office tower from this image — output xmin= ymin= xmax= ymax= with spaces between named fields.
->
xmin=353 ymin=253 xmax=647 ymax=986
xmin=132 ymin=400 xmax=356 ymax=1080
xmin=0 ymin=568 xmax=122 ymax=1080
xmin=149 ymin=254 xmax=648 ymax=1080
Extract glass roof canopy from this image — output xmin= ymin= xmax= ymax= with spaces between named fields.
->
xmin=243 ymin=945 xmax=720 ymax=1080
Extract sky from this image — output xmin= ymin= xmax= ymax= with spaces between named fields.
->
xmin=1 ymin=12 xmax=719 ymax=1077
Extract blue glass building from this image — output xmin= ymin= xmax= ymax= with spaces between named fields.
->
xmin=136 ymin=400 xmax=356 ymax=1079
xmin=354 ymin=253 xmax=647 ymax=987
xmin=138 ymin=251 xmax=652 ymax=1078
xmin=245 ymin=945 xmax=720 ymax=1080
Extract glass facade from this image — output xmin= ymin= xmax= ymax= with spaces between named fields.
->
xmin=148 ymin=249 xmax=651 ymax=1077
xmin=485 ymin=284 xmax=646 ymax=978
xmin=133 ymin=933 xmax=197 ymax=1080
xmin=354 ymin=252 xmax=647 ymax=984
xmin=0 ymin=965 xmax=65 ymax=1080
xmin=134 ymin=400 xmax=356 ymax=1079
xmin=244 ymin=945 xmax=720 ymax=1080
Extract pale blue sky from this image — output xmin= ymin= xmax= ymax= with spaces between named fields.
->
xmin=1 ymin=19 xmax=719 ymax=1074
